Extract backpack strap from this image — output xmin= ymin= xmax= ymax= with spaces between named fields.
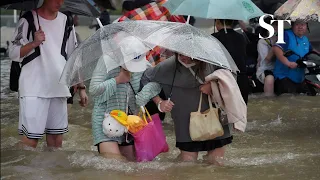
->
xmin=21 ymin=11 xmax=41 ymax=67
xmin=61 ymin=13 xmax=74 ymax=60
xmin=265 ymin=38 xmax=272 ymax=47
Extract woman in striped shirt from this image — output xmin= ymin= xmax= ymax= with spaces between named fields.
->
xmin=89 ymin=55 xmax=150 ymax=161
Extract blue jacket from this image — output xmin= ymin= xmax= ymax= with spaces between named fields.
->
xmin=273 ymin=29 xmax=313 ymax=83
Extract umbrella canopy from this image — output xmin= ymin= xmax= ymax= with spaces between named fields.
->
xmin=1 ymin=0 xmax=100 ymax=17
xmin=59 ymin=21 xmax=155 ymax=86
xmin=60 ymin=20 xmax=238 ymax=86
xmin=274 ymin=0 xmax=320 ymax=22
xmin=163 ymin=0 xmax=264 ymax=21
xmin=140 ymin=20 xmax=239 ymax=72
xmin=117 ymin=0 xmax=186 ymax=64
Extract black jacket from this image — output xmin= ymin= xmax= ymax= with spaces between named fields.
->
xmin=212 ymin=29 xmax=247 ymax=73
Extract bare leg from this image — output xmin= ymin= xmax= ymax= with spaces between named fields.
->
xmin=46 ymin=134 xmax=63 ymax=148
xmin=119 ymin=145 xmax=136 ymax=162
xmin=205 ymin=147 xmax=225 ymax=165
xmin=98 ymin=142 xmax=127 ymax=161
xmin=264 ymin=75 xmax=275 ymax=97
xmin=176 ymin=150 xmax=198 ymax=162
xmin=21 ymin=135 xmax=38 ymax=148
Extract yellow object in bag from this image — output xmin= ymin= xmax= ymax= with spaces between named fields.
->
xmin=127 ymin=115 xmax=147 ymax=134
xmin=110 ymin=109 xmax=148 ymax=134
xmin=110 ymin=110 xmax=128 ymax=126
xmin=189 ymin=93 xmax=224 ymax=141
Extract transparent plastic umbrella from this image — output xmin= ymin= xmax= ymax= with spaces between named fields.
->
xmin=59 ymin=21 xmax=157 ymax=86
xmin=60 ymin=20 xmax=238 ymax=86
xmin=140 ymin=20 xmax=239 ymax=72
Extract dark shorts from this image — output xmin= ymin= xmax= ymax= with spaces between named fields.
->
xmin=264 ymin=70 xmax=274 ymax=77
xmin=275 ymin=78 xmax=308 ymax=95
xmin=176 ymin=136 xmax=233 ymax=152
xmin=96 ymin=134 xmax=134 ymax=153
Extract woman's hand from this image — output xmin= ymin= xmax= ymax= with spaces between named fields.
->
xmin=115 ymin=68 xmax=131 ymax=84
xmin=200 ymin=82 xmax=212 ymax=95
xmin=79 ymin=89 xmax=88 ymax=107
xmin=159 ymin=100 xmax=174 ymax=112
xmin=286 ymin=61 xmax=298 ymax=69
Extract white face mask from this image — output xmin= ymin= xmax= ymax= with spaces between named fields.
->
xmin=178 ymin=56 xmax=196 ymax=68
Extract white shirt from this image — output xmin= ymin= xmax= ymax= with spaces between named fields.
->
xmin=9 ymin=11 xmax=76 ymax=98
xmin=256 ymin=38 xmax=275 ymax=78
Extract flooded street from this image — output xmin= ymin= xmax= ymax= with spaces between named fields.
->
xmin=1 ymin=11 xmax=320 ymax=180
xmin=1 ymin=57 xmax=320 ymax=180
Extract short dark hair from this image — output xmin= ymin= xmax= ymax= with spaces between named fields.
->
xmin=122 ymin=1 xmax=136 ymax=11
xmin=217 ymin=19 xmax=236 ymax=27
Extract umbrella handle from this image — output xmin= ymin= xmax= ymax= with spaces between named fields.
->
xmin=72 ymin=25 xmax=78 ymax=48
xmin=186 ymin=15 xmax=190 ymax=24
xmin=96 ymin=18 xmax=103 ymax=28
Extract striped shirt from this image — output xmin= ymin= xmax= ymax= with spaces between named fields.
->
xmin=89 ymin=65 xmax=142 ymax=145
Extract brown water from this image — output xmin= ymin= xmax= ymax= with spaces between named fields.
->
xmin=1 ymin=58 xmax=320 ymax=180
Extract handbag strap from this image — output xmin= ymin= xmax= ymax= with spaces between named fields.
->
xmin=189 ymin=67 xmax=218 ymax=109
xmin=189 ymin=67 xmax=204 ymax=84
xmin=198 ymin=92 xmax=213 ymax=112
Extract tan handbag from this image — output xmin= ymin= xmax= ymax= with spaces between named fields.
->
xmin=189 ymin=93 xmax=224 ymax=141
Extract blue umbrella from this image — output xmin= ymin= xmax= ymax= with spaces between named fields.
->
xmin=163 ymin=0 xmax=265 ymax=21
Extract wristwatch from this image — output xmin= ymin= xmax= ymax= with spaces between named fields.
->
xmin=78 ymin=85 xmax=86 ymax=90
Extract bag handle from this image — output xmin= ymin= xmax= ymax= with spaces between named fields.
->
xmin=197 ymin=93 xmax=213 ymax=112
xmin=139 ymin=106 xmax=152 ymax=123
xmin=189 ymin=68 xmax=218 ymax=110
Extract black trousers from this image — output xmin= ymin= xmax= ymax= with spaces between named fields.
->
xmin=275 ymin=78 xmax=308 ymax=95
xmin=237 ymin=74 xmax=249 ymax=104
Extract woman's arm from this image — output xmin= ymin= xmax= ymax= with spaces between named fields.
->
xmin=136 ymin=82 xmax=162 ymax=106
xmin=89 ymin=60 xmax=119 ymax=103
xmin=273 ymin=46 xmax=297 ymax=69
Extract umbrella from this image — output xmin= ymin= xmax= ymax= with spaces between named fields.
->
xmin=60 ymin=20 xmax=238 ymax=86
xmin=59 ymin=21 xmax=156 ymax=86
xmin=117 ymin=0 xmax=186 ymax=64
xmin=163 ymin=0 xmax=264 ymax=21
xmin=274 ymin=0 xmax=320 ymax=22
xmin=140 ymin=20 xmax=239 ymax=72
xmin=1 ymin=0 xmax=100 ymax=17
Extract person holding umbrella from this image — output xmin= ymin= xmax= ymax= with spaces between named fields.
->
xmin=8 ymin=0 xmax=88 ymax=148
xmin=212 ymin=19 xmax=249 ymax=104
xmin=135 ymin=52 xmax=244 ymax=165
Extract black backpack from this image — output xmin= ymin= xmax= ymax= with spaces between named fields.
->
xmin=9 ymin=11 xmax=74 ymax=92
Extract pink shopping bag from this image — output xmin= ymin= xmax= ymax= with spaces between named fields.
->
xmin=133 ymin=110 xmax=169 ymax=162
